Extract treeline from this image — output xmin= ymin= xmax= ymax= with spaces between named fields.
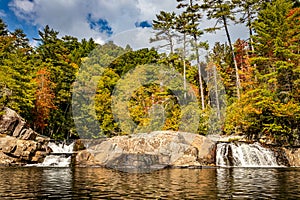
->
xmin=0 ymin=22 xmax=96 ymax=139
xmin=0 ymin=0 xmax=299 ymax=145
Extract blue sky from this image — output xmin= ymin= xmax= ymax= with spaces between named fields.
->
xmin=0 ymin=0 xmax=39 ymax=39
xmin=0 ymin=0 xmax=178 ymax=47
xmin=0 ymin=0 xmax=247 ymax=50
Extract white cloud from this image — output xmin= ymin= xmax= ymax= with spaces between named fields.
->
xmin=13 ymin=0 xmax=34 ymax=12
xmin=8 ymin=0 xmax=176 ymax=40
xmin=8 ymin=0 xmax=247 ymax=50
xmin=112 ymin=27 xmax=156 ymax=50
xmin=137 ymin=0 xmax=178 ymax=20
xmin=0 ymin=10 xmax=6 ymax=17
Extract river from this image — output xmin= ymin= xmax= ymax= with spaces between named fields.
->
xmin=0 ymin=167 xmax=299 ymax=199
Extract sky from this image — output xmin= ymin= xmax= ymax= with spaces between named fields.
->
xmin=0 ymin=0 xmax=248 ymax=50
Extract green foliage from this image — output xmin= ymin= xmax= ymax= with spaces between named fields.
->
xmin=225 ymin=88 xmax=300 ymax=145
xmin=0 ymin=28 xmax=35 ymax=119
xmin=224 ymin=0 xmax=300 ymax=145
xmin=94 ymin=49 xmax=160 ymax=136
xmin=0 ymin=0 xmax=299 ymax=145
xmin=33 ymin=25 xmax=98 ymax=139
xmin=151 ymin=11 xmax=178 ymax=53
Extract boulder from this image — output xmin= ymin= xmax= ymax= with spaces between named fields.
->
xmin=0 ymin=107 xmax=50 ymax=165
xmin=0 ymin=107 xmax=26 ymax=137
xmin=0 ymin=135 xmax=49 ymax=165
xmin=283 ymin=148 xmax=300 ymax=167
xmin=0 ymin=107 xmax=38 ymax=140
xmin=75 ymin=131 xmax=216 ymax=172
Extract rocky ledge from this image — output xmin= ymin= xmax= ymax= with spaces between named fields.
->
xmin=0 ymin=107 xmax=49 ymax=166
xmin=75 ymin=131 xmax=216 ymax=172
xmin=75 ymin=132 xmax=300 ymax=170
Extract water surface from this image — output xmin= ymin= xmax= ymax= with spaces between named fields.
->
xmin=0 ymin=167 xmax=299 ymax=199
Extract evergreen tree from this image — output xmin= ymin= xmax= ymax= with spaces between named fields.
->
xmin=225 ymin=0 xmax=300 ymax=145
xmin=35 ymin=25 xmax=96 ymax=139
xmin=0 ymin=19 xmax=8 ymax=36
xmin=233 ymin=0 xmax=263 ymax=52
xmin=201 ymin=0 xmax=241 ymax=99
xmin=176 ymin=0 xmax=206 ymax=110
xmin=0 ymin=25 xmax=35 ymax=119
xmin=151 ymin=11 xmax=178 ymax=54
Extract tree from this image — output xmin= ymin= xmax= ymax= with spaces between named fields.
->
xmin=33 ymin=68 xmax=56 ymax=133
xmin=35 ymin=25 xmax=97 ymax=139
xmin=0 ymin=25 xmax=35 ymax=119
xmin=224 ymin=0 xmax=300 ymax=145
xmin=252 ymin=0 xmax=298 ymax=94
xmin=209 ymin=42 xmax=236 ymax=98
xmin=0 ymin=19 xmax=8 ymax=36
xmin=201 ymin=0 xmax=241 ymax=99
xmin=95 ymin=48 xmax=159 ymax=136
xmin=176 ymin=0 xmax=206 ymax=110
xmin=233 ymin=0 xmax=263 ymax=52
xmin=73 ymin=42 xmax=129 ymax=138
xmin=151 ymin=11 xmax=178 ymax=54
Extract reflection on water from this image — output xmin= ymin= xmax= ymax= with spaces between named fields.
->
xmin=72 ymin=167 xmax=218 ymax=199
xmin=0 ymin=167 xmax=299 ymax=199
xmin=217 ymin=168 xmax=300 ymax=199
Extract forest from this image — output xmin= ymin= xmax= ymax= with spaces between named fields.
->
xmin=0 ymin=0 xmax=299 ymax=145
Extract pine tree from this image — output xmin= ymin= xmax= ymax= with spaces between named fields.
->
xmin=233 ymin=0 xmax=263 ymax=52
xmin=252 ymin=0 xmax=297 ymax=93
xmin=35 ymin=25 xmax=97 ymax=139
xmin=175 ymin=12 xmax=192 ymax=100
xmin=0 ymin=19 xmax=8 ymax=36
xmin=151 ymin=11 xmax=178 ymax=54
xmin=201 ymin=0 xmax=241 ymax=99
xmin=224 ymin=0 xmax=300 ymax=144
xmin=0 ymin=25 xmax=35 ymax=119
xmin=176 ymin=0 xmax=206 ymax=110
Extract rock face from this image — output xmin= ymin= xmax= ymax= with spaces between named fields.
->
xmin=0 ymin=107 xmax=49 ymax=165
xmin=75 ymin=131 xmax=216 ymax=171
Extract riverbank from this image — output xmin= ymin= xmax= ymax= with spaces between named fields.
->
xmin=74 ymin=131 xmax=300 ymax=170
xmin=1 ymin=107 xmax=300 ymax=169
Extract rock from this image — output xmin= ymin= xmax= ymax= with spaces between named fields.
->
xmin=0 ymin=107 xmax=39 ymax=140
xmin=19 ymin=129 xmax=37 ymax=140
xmin=75 ymin=131 xmax=216 ymax=171
xmin=0 ymin=135 xmax=49 ymax=165
xmin=208 ymin=134 xmax=247 ymax=143
xmin=0 ymin=151 xmax=17 ymax=166
xmin=283 ymin=148 xmax=300 ymax=167
xmin=75 ymin=150 xmax=95 ymax=166
xmin=31 ymin=151 xmax=48 ymax=163
xmin=0 ymin=107 xmax=25 ymax=137
xmin=0 ymin=107 xmax=50 ymax=165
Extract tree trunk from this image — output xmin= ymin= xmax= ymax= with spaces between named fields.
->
xmin=195 ymin=37 xmax=205 ymax=110
xmin=183 ymin=33 xmax=187 ymax=100
xmin=247 ymin=8 xmax=255 ymax=53
xmin=213 ymin=63 xmax=221 ymax=119
xmin=189 ymin=0 xmax=205 ymax=109
xmin=222 ymin=15 xmax=241 ymax=100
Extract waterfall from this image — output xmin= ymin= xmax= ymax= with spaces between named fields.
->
xmin=28 ymin=142 xmax=74 ymax=167
xmin=216 ymin=142 xmax=279 ymax=167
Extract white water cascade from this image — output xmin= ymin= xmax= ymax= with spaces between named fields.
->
xmin=28 ymin=142 xmax=74 ymax=167
xmin=216 ymin=142 xmax=280 ymax=167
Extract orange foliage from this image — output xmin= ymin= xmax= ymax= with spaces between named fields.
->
xmin=234 ymin=39 xmax=255 ymax=89
xmin=34 ymin=68 xmax=57 ymax=131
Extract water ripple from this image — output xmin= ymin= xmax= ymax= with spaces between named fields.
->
xmin=0 ymin=167 xmax=299 ymax=199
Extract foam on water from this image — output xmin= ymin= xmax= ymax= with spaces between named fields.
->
xmin=27 ymin=142 xmax=74 ymax=167
xmin=216 ymin=142 xmax=279 ymax=167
